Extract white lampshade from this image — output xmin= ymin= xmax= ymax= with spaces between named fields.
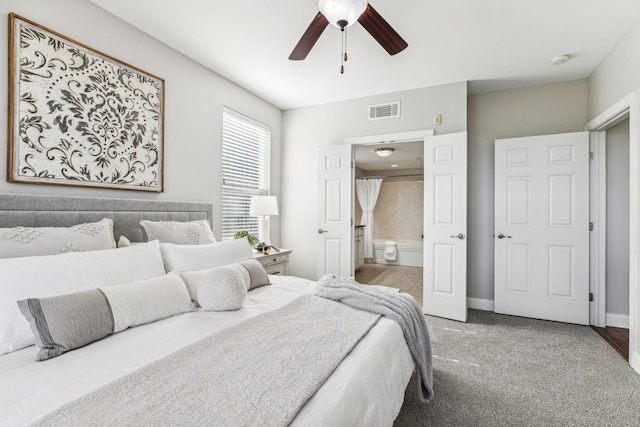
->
xmin=250 ymin=196 xmax=278 ymax=247
xmin=318 ymin=0 xmax=368 ymax=28
xmin=249 ymin=196 xmax=279 ymax=217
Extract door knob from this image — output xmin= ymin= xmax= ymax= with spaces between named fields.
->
xmin=496 ymin=233 xmax=511 ymax=239
xmin=317 ymin=228 xmax=328 ymax=234
xmin=450 ymin=233 xmax=465 ymax=240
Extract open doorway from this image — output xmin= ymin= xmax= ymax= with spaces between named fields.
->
xmin=353 ymin=140 xmax=424 ymax=305
xmin=593 ymin=118 xmax=631 ymax=360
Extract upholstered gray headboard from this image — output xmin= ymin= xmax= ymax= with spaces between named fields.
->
xmin=0 ymin=194 xmax=214 ymax=242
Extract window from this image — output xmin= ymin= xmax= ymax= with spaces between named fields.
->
xmin=221 ymin=107 xmax=271 ymax=241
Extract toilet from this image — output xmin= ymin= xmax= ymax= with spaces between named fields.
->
xmin=384 ymin=240 xmax=397 ymax=261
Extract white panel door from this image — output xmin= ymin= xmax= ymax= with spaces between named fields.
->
xmin=423 ymin=132 xmax=468 ymax=322
xmin=494 ymin=132 xmax=589 ymax=325
xmin=317 ymin=145 xmax=352 ymax=279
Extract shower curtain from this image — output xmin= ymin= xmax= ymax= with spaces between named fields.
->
xmin=356 ymin=178 xmax=383 ymax=259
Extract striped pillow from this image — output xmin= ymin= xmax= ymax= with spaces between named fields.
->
xmin=17 ymin=272 xmax=195 ymax=361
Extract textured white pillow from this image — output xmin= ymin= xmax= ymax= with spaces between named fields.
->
xmin=159 ymin=237 xmax=254 ymax=272
xmin=196 ymin=267 xmax=247 ymax=311
xmin=0 ymin=240 xmax=166 ymax=356
xmin=140 ymin=220 xmax=215 ymax=245
xmin=100 ymin=271 xmax=196 ymax=332
xmin=0 ymin=218 xmax=116 ymax=259
xmin=180 ymin=259 xmax=270 ymax=301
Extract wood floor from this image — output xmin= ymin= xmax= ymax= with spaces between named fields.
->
xmin=355 ymin=263 xmax=423 ymax=307
xmin=592 ymin=326 xmax=630 ymax=361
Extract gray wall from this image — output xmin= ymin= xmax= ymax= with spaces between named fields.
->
xmin=0 ymin=0 xmax=283 ymax=244
xmin=606 ymin=118 xmax=630 ymax=315
xmin=465 ymin=80 xmax=588 ymax=301
xmin=282 ymin=82 xmax=467 ymax=279
xmin=588 ymin=18 xmax=640 ymax=120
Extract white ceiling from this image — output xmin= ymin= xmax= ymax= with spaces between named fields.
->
xmin=89 ymin=0 xmax=640 ymax=110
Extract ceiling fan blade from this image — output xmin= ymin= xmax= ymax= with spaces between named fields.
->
xmin=289 ymin=12 xmax=329 ymax=60
xmin=358 ymin=4 xmax=408 ymax=55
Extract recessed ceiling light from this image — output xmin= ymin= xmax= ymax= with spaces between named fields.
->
xmin=390 ymin=164 xmax=398 ymax=168
xmin=551 ymin=55 xmax=570 ymax=65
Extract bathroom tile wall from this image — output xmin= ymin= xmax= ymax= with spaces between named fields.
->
xmin=372 ymin=180 xmax=424 ymax=241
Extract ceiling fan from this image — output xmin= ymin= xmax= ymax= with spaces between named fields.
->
xmin=289 ymin=0 xmax=408 ymax=67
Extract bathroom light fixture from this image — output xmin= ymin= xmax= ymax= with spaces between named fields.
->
xmin=375 ymin=147 xmax=395 ymax=157
xmin=551 ymin=54 xmax=570 ymax=65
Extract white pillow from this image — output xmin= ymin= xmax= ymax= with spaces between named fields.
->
xmin=159 ymin=237 xmax=254 ymax=272
xmin=195 ymin=267 xmax=247 ymax=311
xmin=100 ymin=271 xmax=196 ymax=333
xmin=140 ymin=220 xmax=215 ymax=245
xmin=0 ymin=218 xmax=116 ymax=259
xmin=180 ymin=259 xmax=269 ymax=302
xmin=0 ymin=240 xmax=166 ymax=356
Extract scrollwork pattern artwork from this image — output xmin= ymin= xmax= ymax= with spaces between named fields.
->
xmin=9 ymin=14 xmax=164 ymax=191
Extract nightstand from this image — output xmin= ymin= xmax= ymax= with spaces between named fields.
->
xmin=254 ymin=248 xmax=292 ymax=275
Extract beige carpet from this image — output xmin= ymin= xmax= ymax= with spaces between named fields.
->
xmin=394 ymin=310 xmax=640 ymax=426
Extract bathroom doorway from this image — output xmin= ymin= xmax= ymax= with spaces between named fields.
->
xmin=353 ymin=140 xmax=425 ymax=305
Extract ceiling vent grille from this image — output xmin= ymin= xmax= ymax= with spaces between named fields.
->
xmin=368 ymin=101 xmax=400 ymax=120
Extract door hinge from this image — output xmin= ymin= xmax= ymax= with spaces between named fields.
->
xmin=589 ymin=152 xmax=594 ymax=160
xmin=351 ymin=218 xmax=353 ymax=226
xmin=589 ymin=292 xmax=593 ymax=302
xmin=589 ymin=222 xmax=594 ymax=231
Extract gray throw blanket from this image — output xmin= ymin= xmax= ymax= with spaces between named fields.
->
xmin=316 ymin=274 xmax=434 ymax=403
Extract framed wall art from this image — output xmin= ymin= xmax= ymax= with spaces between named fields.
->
xmin=8 ymin=13 xmax=165 ymax=192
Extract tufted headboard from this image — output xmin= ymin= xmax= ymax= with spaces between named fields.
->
xmin=0 ymin=193 xmax=214 ymax=243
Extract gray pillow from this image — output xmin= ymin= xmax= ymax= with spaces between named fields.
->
xmin=0 ymin=218 xmax=116 ymax=259
xmin=236 ymin=259 xmax=271 ymax=290
xmin=17 ymin=272 xmax=195 ymax=361
xmin=17 ymin=290 xmax=113 ymax=361
xmin=140 ymin=220 xmax=215 ymax=245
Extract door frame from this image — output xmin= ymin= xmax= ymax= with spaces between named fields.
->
xmin=585 ymin=91 xmax=639 ymax=374
xmin=345 ymin=129 xmax=434 ymax=278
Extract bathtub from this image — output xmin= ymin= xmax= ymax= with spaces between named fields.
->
xmin=373 ymin=239 xmax=423 ymax=267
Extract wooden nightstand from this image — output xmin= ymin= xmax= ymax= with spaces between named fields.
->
xmin=254 ymin=248 xmax=292 ymax=275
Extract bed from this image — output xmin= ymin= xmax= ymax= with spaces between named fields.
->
xmin=0 ymin=194 xmax=427 ymax=426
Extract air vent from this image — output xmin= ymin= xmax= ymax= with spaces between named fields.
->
xmin=368 ymin=101 xmax=400 ymax=120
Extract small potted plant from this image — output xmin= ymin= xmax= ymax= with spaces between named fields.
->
xmin=233 ymin=230 xmax=259 ymax=248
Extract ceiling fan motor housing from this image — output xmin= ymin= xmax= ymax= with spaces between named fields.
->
xmin=319 ymin=0 xmax=368 ymax=28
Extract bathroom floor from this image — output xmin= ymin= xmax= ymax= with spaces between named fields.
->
xmin=355 ymin=263 xmax=423 ymax=307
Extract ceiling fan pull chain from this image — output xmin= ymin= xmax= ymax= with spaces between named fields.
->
xmin=344 ymin=28 xmax=348 ymax=62
xmin=340 ymin=26 xmax=345 ymax=74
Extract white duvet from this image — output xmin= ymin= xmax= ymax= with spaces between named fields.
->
xmin=0 ymin=276 xmax=414 ymax=427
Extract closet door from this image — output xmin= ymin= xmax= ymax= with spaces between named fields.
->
xmin=317 ymin=145 xmax=352 ymax=279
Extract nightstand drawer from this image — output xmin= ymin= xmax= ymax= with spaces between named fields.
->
xmin=263 ymin=263 xmax=286 ymax=275
xmin=254 ymin=248 xmax=292 ymax=276
xmin=260 ymin=253 xmax=289 ymax=266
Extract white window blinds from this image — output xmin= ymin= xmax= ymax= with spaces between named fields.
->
xmin=221 ymin=108 xmax=271 ymax=241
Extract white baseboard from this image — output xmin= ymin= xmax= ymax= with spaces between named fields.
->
xmin=467 ymin=297 xmax=494 ymax=312
xmin=462 ymin=302 xmax=630 ymax=328
xmin=606 ymin=313 xmax=630 ymax=329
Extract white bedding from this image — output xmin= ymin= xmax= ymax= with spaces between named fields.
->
xmin=0 ymin=275 xmax=414 ymax=427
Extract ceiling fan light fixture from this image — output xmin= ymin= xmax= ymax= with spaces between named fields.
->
xmin=319 ymin=0 xmax=368 ymax=29
xmin=375 ymin=147 xmax=395 ymax=157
